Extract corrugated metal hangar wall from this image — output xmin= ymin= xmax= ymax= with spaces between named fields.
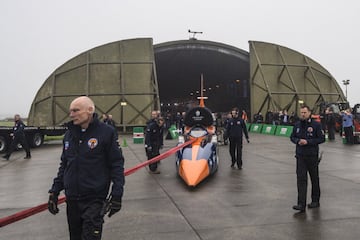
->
xmin=28 ymin=38 xmax=159 ymax=131
xmin=249 ymin=41 xmax=345 ymax=117
xmin=28 ymin=38 xmax=345 ymax=129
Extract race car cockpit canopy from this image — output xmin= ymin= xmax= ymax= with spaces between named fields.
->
xmin=184 ymin=107 xmax=214 ymax=127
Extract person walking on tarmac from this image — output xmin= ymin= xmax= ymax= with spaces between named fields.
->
xmin=145 ymin=117 xmax=165 ymax=174
xmin=48 ymin=96 xmax=125 ymax=240
xmin=2 ymin=114 xmax=31 ymax=160
xmin=290 ymin=105 xmax=325 ymax=213
xmin=325 ymin=107 xmax=336 ymax=141
xmin=341 ymin=108 xmax=354 ymax=144
xmin=226 ymin=108 xmax=249 ymax=169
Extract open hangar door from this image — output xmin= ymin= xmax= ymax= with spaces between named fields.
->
xmin=28 ymin=38 xmax=159 ymax=131
xmin=28 ymin=37 xmax=347 ymax=130
xmin=155 ymin=39 xmax=346 ymax=120
xmin=154 ymin=40 xmax=250 ymax=115
xmin=249 ymin=41 xmax=346 ymax=117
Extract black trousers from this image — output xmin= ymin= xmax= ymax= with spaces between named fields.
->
xmin=147 ymin=144 xmax=160 ymax=171
xmin=66 ymin=199 xmax=105 ymax=240
xmin=344 ymin=126 xmax=354 ymax=144
xmin=6 ymin=135 xmax=30 ymax=157
xmin=326 ymin=124 xmax=335 ymax=140
xmin=229 ymin=137 xmax=243 ymax=168
xmin=296 ymin=155 xmax=320 ymax=206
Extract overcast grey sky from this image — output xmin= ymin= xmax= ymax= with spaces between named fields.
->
xmin=0 ymin=0 xmax=359 ymax=118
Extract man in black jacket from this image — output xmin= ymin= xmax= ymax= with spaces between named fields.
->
xmin=145 ymin=117 xmax=164 ymax=174
xmin=226 ymin=108 xmax=249 ymax=169
xmin=290 ymin=105 xmax=325 ymax=212
xmin=2 ymin=114 xmax=31 ymax=160
xmin=325 ymin=107 xmax=336 ymax=141
xmin=48 ymin=96 xmax=125 ymax=240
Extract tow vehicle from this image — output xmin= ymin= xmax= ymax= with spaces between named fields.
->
xmin=0 ymin=125 xmax=66 ymax=153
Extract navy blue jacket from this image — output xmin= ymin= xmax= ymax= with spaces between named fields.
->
xmin=50 ymin=115 xmax=125 ymax=200
xmin=13 ymin=120 xmax=26 ymax=138
xmin=226 ymin=117 xmax=249 ymax=140
xmin=290 ymin=118 xmax=325 ymax=157
xmin=145 ymin=121 xmax=164 ymax=147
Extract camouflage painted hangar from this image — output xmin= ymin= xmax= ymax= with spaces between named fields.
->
xmin=28 ymin=38 xmax=346 ymax=130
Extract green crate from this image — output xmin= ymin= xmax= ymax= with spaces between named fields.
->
xmin=275 ymin=125 xmax=293 ymax=137
xmin=133 ymin=127 xmax=144 ymax=144
xmin=169 ymin=124 xmax=179 ymax=139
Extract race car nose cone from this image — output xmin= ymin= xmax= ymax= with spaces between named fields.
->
xmin=179 ymin=159 xmax=209 ymax=187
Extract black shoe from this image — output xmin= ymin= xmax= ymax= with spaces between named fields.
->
xmin=2 ymin=155 xmax=9 ymax=160
xmin=238 ymin=166 xmax=242 ymax=170
xmin=292 ymin=205 xmax=305 ymax=212
xmin=150 ymin=169 xmax=160 ymax=174
xmin=307 ymin=202 xmax=320 ymax=208
xmin=24 ymin=156 xmax=31 ymax=159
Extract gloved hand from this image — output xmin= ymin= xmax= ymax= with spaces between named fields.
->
xmin=48 ymin=192 xmax=59 ymax=215
xmin=108 ymin=196 xmax=122 ymax=218
xmin=246 ymin=138 xmax=250 ymax=143
xmin=146 ymin=146 xmax=153 ymax=153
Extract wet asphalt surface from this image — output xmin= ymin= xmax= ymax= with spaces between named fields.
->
xmin=1 ymin=133 xmax=360 ymax=240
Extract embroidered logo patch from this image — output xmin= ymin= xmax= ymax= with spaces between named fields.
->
xmin=192 ymin=110 xmax=204 ymax=121
xmin=64 ymin=141 xmax=69 ymax=150
xmin=88 ymin=138 xmax=98 ymax=149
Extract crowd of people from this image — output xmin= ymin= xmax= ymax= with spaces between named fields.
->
xmin=2 ymin=97 xmax=358 ymax=238
xmin=253 ymin=110 xmax=298 ymax=125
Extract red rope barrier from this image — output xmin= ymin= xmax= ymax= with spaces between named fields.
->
xmin=0 ymin=139 xmax=195 ymax=228
xmin=124 ymin=139 xmax=195 ymax=176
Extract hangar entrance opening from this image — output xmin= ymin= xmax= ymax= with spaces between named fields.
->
xmin=28 ymin=38 xmax=346 ymax=131
xmin=154 ymin=40 xmax=250 ymax=115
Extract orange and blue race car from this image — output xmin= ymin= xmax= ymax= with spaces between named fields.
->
xmin=175 ymin=106 xmax=219 ymax=187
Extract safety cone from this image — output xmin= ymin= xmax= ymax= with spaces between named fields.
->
xmin=122 ymin=138 xmax=128 ymax=147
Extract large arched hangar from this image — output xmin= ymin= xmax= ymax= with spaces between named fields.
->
xmin=28 ymin=38 xmax=346 ymax=130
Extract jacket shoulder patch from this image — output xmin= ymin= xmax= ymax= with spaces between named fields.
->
xmin=88 ymin=138 xmax=98 ymax=149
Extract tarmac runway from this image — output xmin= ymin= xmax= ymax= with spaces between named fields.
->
xmin=1 ymin=133 xmax=360 ymax=240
